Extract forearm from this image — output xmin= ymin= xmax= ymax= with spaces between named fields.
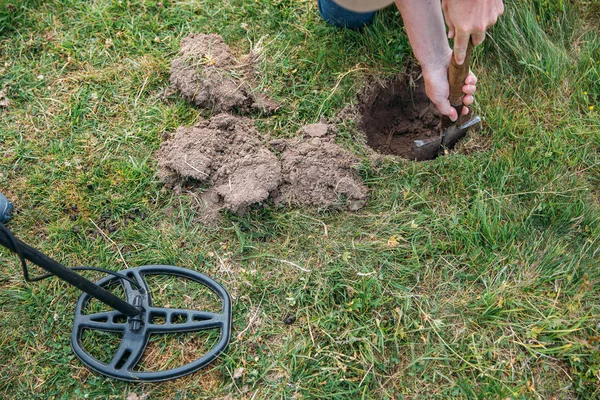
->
xmin=394 ymin=0 xmax=450 ymax=73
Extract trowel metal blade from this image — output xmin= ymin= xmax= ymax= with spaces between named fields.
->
xmin=412 ymin=137 xmax=443 ymax=161
xmin=441 ymin=116 xmax=481 ymax=149
xmin=411 ymin=116 xmax=481 ymax=161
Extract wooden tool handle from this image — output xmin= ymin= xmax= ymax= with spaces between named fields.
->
xmin=448 ymin=39 xmax=474 ymax=112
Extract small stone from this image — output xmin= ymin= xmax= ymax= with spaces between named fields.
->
xmin=233 ymin=367 xmax=245 ymax=379
xmin=0 ymin=89 xmax=9 ymax=109
xmin=300 ymin=123 xmax=331 ymax=138
xmin=348 ymin=200 xmax=367 ymax=211
xmin=283 ymin=315 xmax=296 ymax=325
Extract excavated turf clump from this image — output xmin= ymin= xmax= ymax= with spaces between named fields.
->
xmin=274 ymin=133 xmax=367 ymax=211
xmin=158 ymin=118 xmax=367 ymax=216
xmin=158 ymin=114 xmax=282 ymax=214
xmin=161 ymin=34 xmax=368 ymax=218
xmin=170 ymin=33 xmax=278 ymax=114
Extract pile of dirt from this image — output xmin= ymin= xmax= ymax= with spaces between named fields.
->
xmin=273 ymin=133 xmax=367 ymax=211
xmin=157 ymin=117 xmax=367 ymax=215
xmin=170 ymin=33 xmax=278 ymax=114
xmin=160 ymin=33 xmax=368 ymax=217
xmin=358 ymin=75 xmax=441 ymax=160
xmin=158 ymin=114 xmax=282 ymax=214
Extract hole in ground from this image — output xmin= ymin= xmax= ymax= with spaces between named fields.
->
xmin=359 ymin=73 xmax=441 ymax=160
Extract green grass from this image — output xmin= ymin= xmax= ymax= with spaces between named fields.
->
xmin=1 ymin=0 xmax=599 ymax=398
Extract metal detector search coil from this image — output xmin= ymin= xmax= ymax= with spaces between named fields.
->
xmin=72 ymin=265 xmax=231 ymax=382
xmin=0 ymin=196 xmax=231 ymax=382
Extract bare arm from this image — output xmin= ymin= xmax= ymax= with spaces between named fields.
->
xmin=394 ymin=0 xmax=476 ymax=121
xmin=394 ymin=0 xmax=449 ymax=74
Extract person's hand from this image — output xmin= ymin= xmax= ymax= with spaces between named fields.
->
xmin=422 ymin=54 xmax=477 ymax=121
xmin=442 ymin=0 xmax=504 ymax=64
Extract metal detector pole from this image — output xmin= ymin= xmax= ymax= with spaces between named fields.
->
xmin=0 ymin=229 xmax=141 ymax=318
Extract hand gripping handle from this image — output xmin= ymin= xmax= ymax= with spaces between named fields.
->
xmin=442 ymin=39 xmax=474 ymax=132
xmin=448 ymin=39 xmax=474 ymax=116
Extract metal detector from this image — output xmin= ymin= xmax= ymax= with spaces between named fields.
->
xmin=0 ymin=193 xmax=231 ymax=382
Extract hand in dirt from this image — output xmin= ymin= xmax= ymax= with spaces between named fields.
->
xmin=442 ymin=0 xmax=504 ymax=65
xmin=423 ymin=61 xmax=477 ymax=122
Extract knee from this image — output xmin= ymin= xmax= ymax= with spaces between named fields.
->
xmin=317 ymin=0 xmax=376 ymax=29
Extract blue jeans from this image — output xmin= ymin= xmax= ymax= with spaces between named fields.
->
xmin=0 ymin=193 xmax=13 ymax=223
xmin=317 ymin=0 xmax=376 ymax=29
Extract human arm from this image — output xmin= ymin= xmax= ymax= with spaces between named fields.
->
xmin=394 ymin=0 xmax=476 ymax=121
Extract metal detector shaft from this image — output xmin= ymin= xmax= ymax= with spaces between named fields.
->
xmin=0 ymin=229 xmax=141 ymax=318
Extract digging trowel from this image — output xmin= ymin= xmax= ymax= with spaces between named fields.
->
xmin=412 ymin=40 xmax=481 ymax=161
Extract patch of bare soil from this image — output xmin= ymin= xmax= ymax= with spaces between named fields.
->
xmin=272 ymin=128 xmax=367 ymax=211
xmin=158 ymin=114 xmax=282 ymax=214
xmin=161 ymin=34 xmax=367 ymax=217
xmin=170 ymin=33 xmax=278 ymax=114
xmin=358 ymin=74 xmax=441 ymax=160
xmin=157 ymin=118 xmax=367 ymax=216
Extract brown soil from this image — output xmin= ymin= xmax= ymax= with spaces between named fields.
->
xmin=273 ymin=133 xmax=367 ymax=211
xmin=359 ymin=75 xmax=441 ymax=160
xmin=157 ymin=116 xmax=367 ymax=216
xmin=158 ymin=114 xmax=282 ymax=214
xmin=170 ymin=33 xmax=278 ymax=114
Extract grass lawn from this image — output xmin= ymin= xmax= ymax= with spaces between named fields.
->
xmin=1 ymin=0 xmax=599 ymax=398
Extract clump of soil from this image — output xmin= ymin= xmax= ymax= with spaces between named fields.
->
xmin=157 ymin=114 xmax=282 ymax=214
xmin=157 ymin=116 xmax=367 ymax=216
xmin=162 ymin=33 xmax=367 ymax=217
xmin=298 ymin=123 xmax=334 ymax=138
xmin=170 ymin=33 xmax=278 ymax=114
xmin=273 ymin=136 xmax=367 ymax=211
xmin=358 ymin=75 xmax=441 ymax=160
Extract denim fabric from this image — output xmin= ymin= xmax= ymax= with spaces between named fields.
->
xmin=0 ymin=193 xmax=13 ymax=223
xmin=317 ymin=0 xmax=376 ymax=29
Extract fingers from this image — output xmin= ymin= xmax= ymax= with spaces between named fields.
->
xmin=463 ymin=84 xmax=476 ymax=96
xmin=453 ymin=32 xmax=471 ymax=65
xmin=448 ymin=25 xmax=455 ymax=39
xmin=461 ymin=106 xmax=470 ymax=116
xmin=463 ymin=71 xmax=477 ymax=106
xmin=442 ymin=1 xmax=454 ymax=39
xmin=465 ymin=72 xmax=477 ymax=85
xmin=433 ymin=98 xmax=458 ymax=122
xmin=445 ymin=15 xmax=455 ymax=39
xmin=471 ymin=32 xmax=486 ymax=46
